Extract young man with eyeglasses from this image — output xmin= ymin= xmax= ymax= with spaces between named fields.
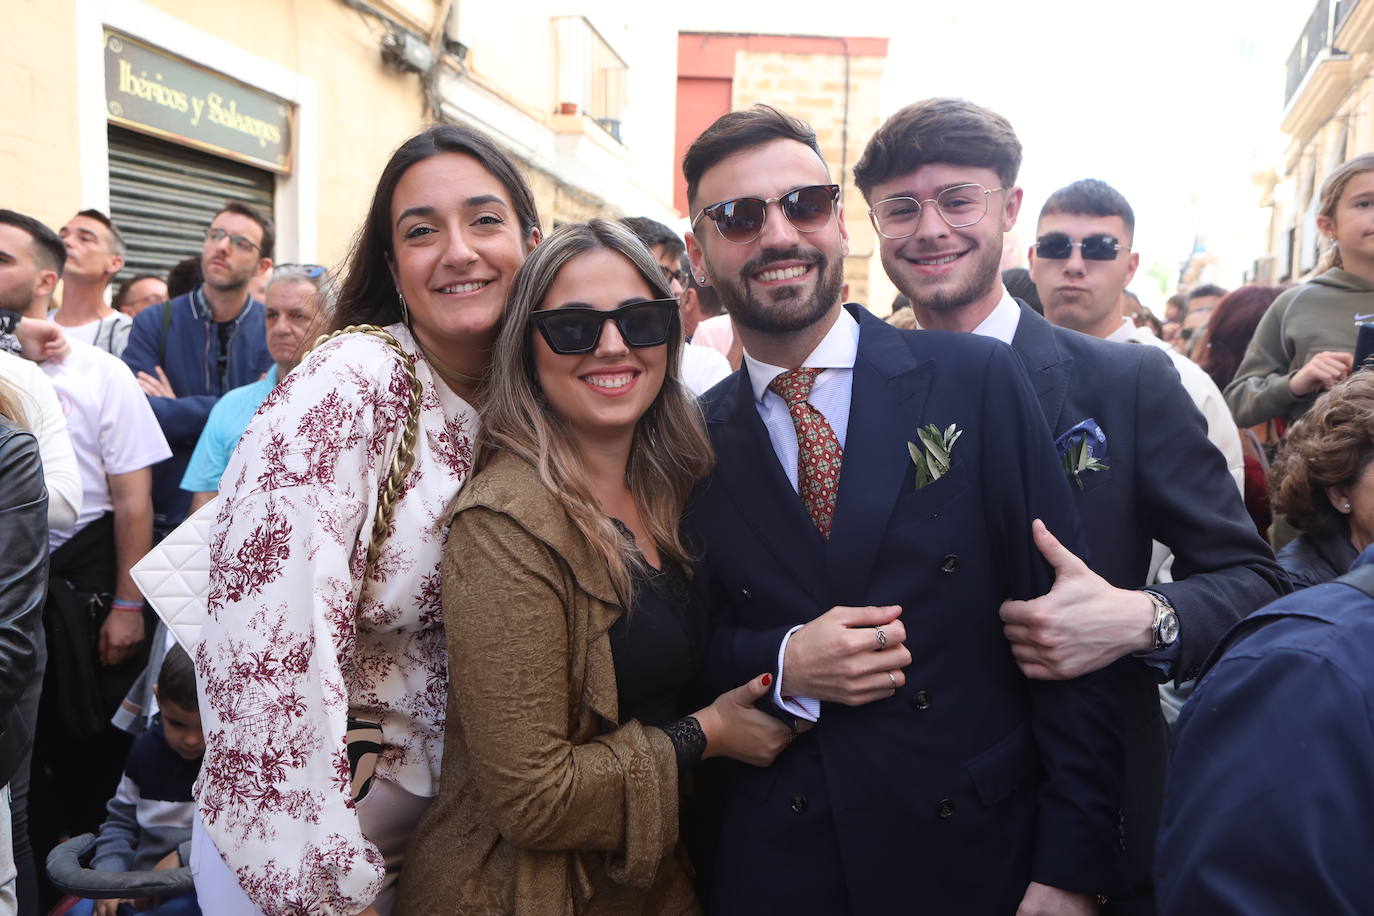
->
xmin=122 ymin=201 xmax=273 ymax=535
xmin=856 ymin=98 xmax=1287 ymax=915
xmin=683 ymin=104 xmax=1123 ymax=915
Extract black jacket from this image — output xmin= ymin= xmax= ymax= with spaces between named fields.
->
xmin=0 ymin=419 xmax=48 ymax=785
xmin=1008 ymin=304 xmax=1289 ymax=907
xmin=1276 ymin=526 xmax=1358 ymax=590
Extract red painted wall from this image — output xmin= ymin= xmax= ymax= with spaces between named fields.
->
xmin=673 ymin=32 xmax=888 ymax=216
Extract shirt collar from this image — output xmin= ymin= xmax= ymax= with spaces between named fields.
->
xmin=969 ymin=287 xmax=1022 ymax=345
xmin=744 ymin=306 xmax=861 ymax=404
xmin=1105 ymin=316 xmax=1137 ymax=343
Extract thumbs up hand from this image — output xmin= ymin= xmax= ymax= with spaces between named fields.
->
xmin=999 ymin=519 xmax=1157 ymax=680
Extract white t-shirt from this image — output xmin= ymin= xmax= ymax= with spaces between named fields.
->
xmin=42 ymin=339 xmax=171 ymax=548
xmin=50 ymin=308 xmax=134 ymax=358
xmin=681 ymin=342 xmax=732 ymax=396
xmin=0 ymin=351 xmax=81 ymax=528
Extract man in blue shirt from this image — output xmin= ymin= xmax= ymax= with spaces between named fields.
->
xmin=182 ymin=264 xmax=332 ymax=511
xmin=122 ymin=202 xmax=274 ymax=535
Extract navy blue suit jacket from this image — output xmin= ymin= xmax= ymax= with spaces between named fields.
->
xmin=1008 ymin=304 xmax=1288 ymax=903
xmin=1156 ymin=553 xmax=1374 ymax=915
xmin=691 ymin=305 xmax=1123 ymax=914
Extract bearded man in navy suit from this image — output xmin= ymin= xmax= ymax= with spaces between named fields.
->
xmin=684 ymin=105 xmax=1122 ymax=916
xmin=855 ymin=97 xmax=1289 ymax=914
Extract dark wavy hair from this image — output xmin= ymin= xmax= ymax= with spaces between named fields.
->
xmin=331 ymin=125 xmax=540 ymax=334
xmin=1270 ymin=372 xmax=1374 ymax=533
xmin=1194 ymin=285 xmax=1287 ymax=390
xmin=854 ymin=97 xmax=1021 ymax=200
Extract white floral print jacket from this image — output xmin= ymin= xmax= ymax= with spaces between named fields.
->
xmin=195 ymin=324 xmax=476 ymax=914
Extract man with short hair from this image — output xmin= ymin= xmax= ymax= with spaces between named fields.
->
xmin=182 ymin=263 xmax=333 ymax=510
xmin=0 ymin=208 xmax=171 ymax=893
xmin=685 ymin=104 xmax=1122 ymax=914
xmin=113 ymin=273 xmax=168 ymax=318
xmin=856 ymin=97 xmax=1287 ymax=913
xmin=52 ymin=209 xmax=133 ymax=356
xmin=122 ymin=201 xmax=273 ymax=534
xmin=1180 ymin=283 xmax=1226 ymax=356
xmin=618 ymin=215 xmax=730 ymax=395
xmin=1030 ymin=179 xmax=1244 ymax=495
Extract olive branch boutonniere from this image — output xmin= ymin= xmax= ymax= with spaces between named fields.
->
xmin=908 ymin=423 xmax=962 ymax=492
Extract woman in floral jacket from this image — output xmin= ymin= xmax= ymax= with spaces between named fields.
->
xmin=191 ymin=124 xmax=541 ymax=915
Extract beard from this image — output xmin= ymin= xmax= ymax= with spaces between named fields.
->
xmin=711 ymin=246 xmax=844 ymax=335
xmin=0 ymin=278 xmax=37 ymax=315
xmin=897 ymin=238 xmax=1002 ymax=313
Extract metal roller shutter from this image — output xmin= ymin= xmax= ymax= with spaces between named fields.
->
xmin=107 ymin=125 xmax=275 ymax=281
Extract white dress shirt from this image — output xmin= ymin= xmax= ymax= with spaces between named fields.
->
xmin=969 ymin=287 xmax=1023 ymax=345
xmin=742 ymin=308 xmax=861 ymax=720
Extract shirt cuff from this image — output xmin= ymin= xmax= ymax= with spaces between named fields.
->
xmin=1136 ymin=638 xmax=1181 ymax=681
xmin=776 ymin=625 xmax=821 ymax=722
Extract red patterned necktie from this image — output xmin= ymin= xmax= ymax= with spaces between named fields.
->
xmin=768 ymin=368 xmax=843 ymax=539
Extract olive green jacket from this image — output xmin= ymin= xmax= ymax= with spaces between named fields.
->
xmin=1224 ymin=268 xmax=1374 ymax=427
xmin=395 ymin=451 xmax=698 ymax=916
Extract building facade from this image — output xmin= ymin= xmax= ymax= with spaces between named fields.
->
xmin=675 ymin=32 xmax=889 ymax=309
xmin=1261 ymin=0 xmax=1374 ymax=282
xmin=3 ymin=0 xmax=680 ymax=281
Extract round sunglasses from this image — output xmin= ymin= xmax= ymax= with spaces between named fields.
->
xmin=530 ymin=299 xmax=679 ymax=355
xmin=692 ymin=184 xmax=840 ymax=245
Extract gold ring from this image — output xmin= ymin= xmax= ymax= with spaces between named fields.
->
xmin=888 ymin=671 xmax=897 ymax=691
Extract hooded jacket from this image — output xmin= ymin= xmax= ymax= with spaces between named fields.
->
xmin=1224 ymin=268 xmax=1374 ymax=427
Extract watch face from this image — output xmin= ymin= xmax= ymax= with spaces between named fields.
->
xmin=1159 ymin=610 xmax=1180 ymax=647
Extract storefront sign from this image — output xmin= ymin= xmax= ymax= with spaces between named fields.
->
xmin=104 ymin=30 xmax=293 ymax=173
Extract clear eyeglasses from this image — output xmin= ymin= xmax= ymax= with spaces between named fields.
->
xmin=868 ymin=184 xmax=1004 ymax=239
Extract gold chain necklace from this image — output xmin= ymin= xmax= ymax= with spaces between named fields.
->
xmin=412 ymin=335 xmax=487 ymax=391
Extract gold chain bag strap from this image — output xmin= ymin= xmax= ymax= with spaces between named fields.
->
xmin=310 ymin=324 xmax=425 ymax=802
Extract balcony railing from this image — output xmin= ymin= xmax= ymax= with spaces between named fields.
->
xmin=1286 ymin=0 xmax=1349 ymax=108
xmin=553 ymin=16 xmax=627 ymax=144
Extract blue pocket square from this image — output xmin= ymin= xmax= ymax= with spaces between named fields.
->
xmin=1055 ymin=417 xmax=1108 ymax=461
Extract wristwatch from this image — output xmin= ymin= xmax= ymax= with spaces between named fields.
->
xmin=1141 ymin=589 xmax=1179 ymax=652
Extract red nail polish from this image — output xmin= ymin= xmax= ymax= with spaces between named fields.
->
xmin=762 ymin=673 xmax=773 ymax=687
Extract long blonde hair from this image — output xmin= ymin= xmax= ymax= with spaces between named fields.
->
xmin=0 ymin=377 xmax=27 ymax=429
xmin=1317 ymin=153 xmax=1374 ymax=272
xmin=479 ymin=219 xmax=714 ymax=604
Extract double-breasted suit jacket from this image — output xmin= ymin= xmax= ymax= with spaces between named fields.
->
xmin=1008 ymin=303 xmax=1289 ymax=909
xmin=690 ymin=304 xmax=1124 ymax=915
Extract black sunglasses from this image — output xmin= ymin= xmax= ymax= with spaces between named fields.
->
xmin=530 ymin=299 xmax=679 ymax=355
xmin=692 ymin=184 xmax=840 ymax=245
xmin=1034 ymin=232 xmax=1128 ymax=261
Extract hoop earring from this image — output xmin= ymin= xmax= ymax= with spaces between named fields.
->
xmin=397 ymin=288 xmax=411 ymax=327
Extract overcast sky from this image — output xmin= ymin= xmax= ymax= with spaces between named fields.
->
xmin=676 ymin=0 xmax=1316 ymax=306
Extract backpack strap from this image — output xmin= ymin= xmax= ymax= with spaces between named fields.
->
xmin=158 ymin=299 xmax=173 ymax=367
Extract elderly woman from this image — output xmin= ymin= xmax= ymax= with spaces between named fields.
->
xmin=1269 ymin=372 xmax=1374 ymax=588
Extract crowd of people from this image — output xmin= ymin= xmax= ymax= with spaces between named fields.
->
xmin=0 ymin=95 xmax=1370 ymax=916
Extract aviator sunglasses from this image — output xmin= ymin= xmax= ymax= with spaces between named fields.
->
xmin=692 ymin=184 xmax=840 ymax=245
xmin=1034 ymin=232 xmax=1129 ymax=261
xmin=530 ymin=299 xmax=679 ymax=355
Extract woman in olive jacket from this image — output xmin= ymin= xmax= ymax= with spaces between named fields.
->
xmin=398 ymin=221 xmax=793 ymax=914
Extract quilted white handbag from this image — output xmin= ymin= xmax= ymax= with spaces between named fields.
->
xmin=130 ymin=496 xmax=218 ymax=652
xmin=130 ymin=324 xmax=423 ymax=655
